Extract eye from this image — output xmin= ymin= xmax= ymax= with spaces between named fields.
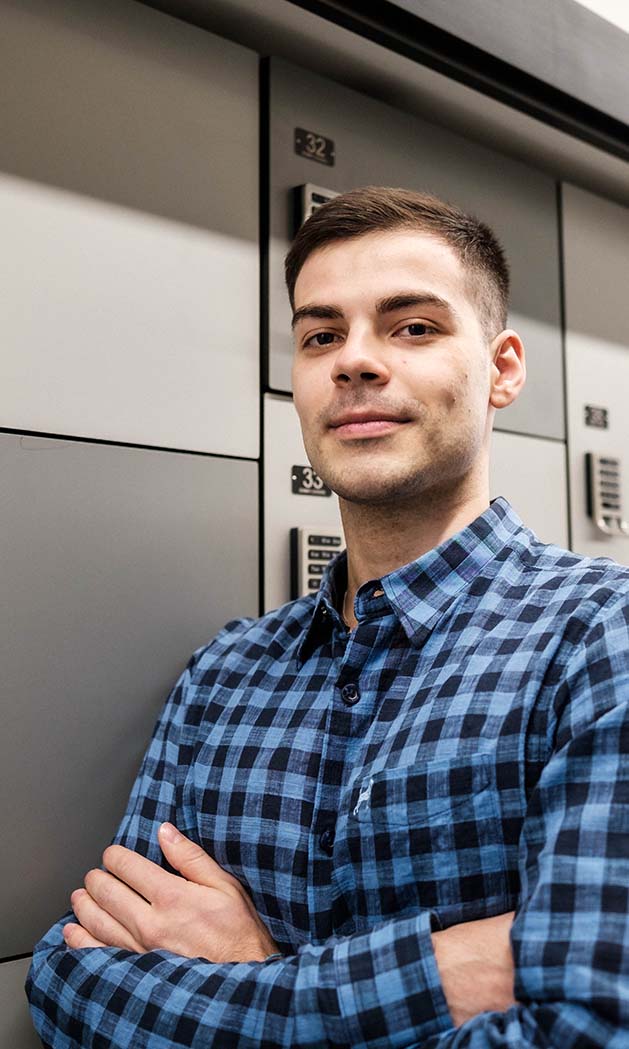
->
xmin=396 ymin=322 xmax=437 ymax=338
xmin=303 ymin=331 xmax=341 ymax=349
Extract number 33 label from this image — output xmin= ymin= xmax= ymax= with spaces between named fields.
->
xmin=292 ymin=465 xmax=332 ymax=497
xmin=294 ymin=128 xmax=335 ymax=167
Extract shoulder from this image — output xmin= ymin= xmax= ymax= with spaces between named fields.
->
xmin=504 ymin=525 xmax=629 ymax=614
xmin=186 ymin=594 xmax=317 ymax=681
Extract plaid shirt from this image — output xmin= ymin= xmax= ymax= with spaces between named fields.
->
xmin=27 ymin=497 xmax=629 ymax=1048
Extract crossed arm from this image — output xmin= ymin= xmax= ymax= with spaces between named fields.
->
xmin=27 ymin=606 xmax=629 ymax=1048
xmin=64 ymin=821 xmax=517 ymax=1028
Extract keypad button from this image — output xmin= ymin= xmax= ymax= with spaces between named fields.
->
xmin=319 ymin=825 xmax=335 ymax=855
xmin=340 ymin=682 xmax=360 ymax=706
xmin=308 ymin=534 xmax=342 ymax=547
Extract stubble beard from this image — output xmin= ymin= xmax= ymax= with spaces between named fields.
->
xmin=306 ymin=436 xmax=475 ymax=509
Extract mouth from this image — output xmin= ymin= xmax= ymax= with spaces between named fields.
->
xmin=330 ymin=418 xmax=409 ymax=438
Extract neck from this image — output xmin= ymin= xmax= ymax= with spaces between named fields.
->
xmin=339 ymin=480 xmax=489 ymax=629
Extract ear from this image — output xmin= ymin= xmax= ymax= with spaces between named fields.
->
xmin=488 ymin=329 xmax=526 ymax=410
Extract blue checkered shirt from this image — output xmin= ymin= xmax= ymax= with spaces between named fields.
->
xmin=27 ymin=498 xmax=629 ymax=1047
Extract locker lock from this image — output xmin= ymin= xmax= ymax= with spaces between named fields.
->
xmin=585 ymin=453 xmax=629 ymax=537
xmin=294 ymin=184 xmax=339 ymax=232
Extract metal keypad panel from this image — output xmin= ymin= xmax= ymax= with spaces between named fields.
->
xmin=295 ymin=183 xmax=340 ymax=231
xmin=290 ymin=526 xmax=344 ymax=598
xmin=586 ymin=453 xmax=629 ymax=537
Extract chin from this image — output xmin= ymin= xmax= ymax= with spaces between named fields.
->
xmin=328 ymin=472 xmax=429 ymax=506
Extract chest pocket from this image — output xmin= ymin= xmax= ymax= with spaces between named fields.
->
xmin=348 ymin=752 xmax=509 ymax=924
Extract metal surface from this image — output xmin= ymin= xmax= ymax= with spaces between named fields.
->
xmin=264 ymin=393 xmax=343 ymax=613
xmin=0 ymin=0 xmax=258 ymax=457
xmin=491 ymin=431 xmax=569 ymax=548
xmin=0 ymin=434 xmax=258 ymax=958
xmin=390 ymin=0 xmax=629 ymax=128
xmin=139 ymin=0 xmax=629 ymax=210
xmin=563 ymin=183 xmax=629 ymax=563
xmin=585 ymin=454 xmax=628 ymax=537
xmin=267 ymin=57 xmax=565 ymax=441
xmin=287 ymin=0 xmax=629 ymax=158
xmin=0 ymin=958 xmax=40 ymax=1049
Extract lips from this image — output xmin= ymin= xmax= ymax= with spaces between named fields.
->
xmin=328 ymin=412 xmax=411 ymax=439
xmin=329 ymin=411 xmax=409 ymax=428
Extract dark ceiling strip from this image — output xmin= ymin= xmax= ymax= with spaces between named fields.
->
xmin=286 ymin=0 xmax=629 ymax=164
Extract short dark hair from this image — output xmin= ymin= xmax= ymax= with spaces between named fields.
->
xmin=285 ymin=186 xmax=510 ymax=339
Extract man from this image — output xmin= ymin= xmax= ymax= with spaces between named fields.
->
xmin=28 ymin=187 xmax=629 ymax=1047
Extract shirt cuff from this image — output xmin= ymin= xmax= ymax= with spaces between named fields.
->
xmin=333 ymin=910 xmax=452 ymax=1049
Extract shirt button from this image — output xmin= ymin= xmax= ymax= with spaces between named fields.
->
xmin=319 ymin=826 xmax=335 ymax=855
xmin=340 ymin=682 xmax=360 ymax=706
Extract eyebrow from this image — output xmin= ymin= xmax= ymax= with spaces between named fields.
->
xmin=291 ymin=291 xmax=459 ymax=330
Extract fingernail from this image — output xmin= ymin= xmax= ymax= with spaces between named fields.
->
xmin=159 ymin=822 xmax=182 ymax=844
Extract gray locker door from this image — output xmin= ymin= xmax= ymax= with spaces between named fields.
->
xmin=490 ymin=431 xmax=569 ymax=548
xmin=0 ymin=959 xmax=40 ymax=1049
xmin=0 ymin=434 xmax=258 ymax=958
xmin=264 ymin=393 xmax=344 ymax=613
xmin=0 ymin=0 xmax=259 ymax=458
xmin=563 ymin=183 xmax=629 ymax=564
xmin=267 ymin=58 xmax=563 ymax=441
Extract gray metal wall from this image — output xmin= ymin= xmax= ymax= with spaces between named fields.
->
xmin=2 ymin=1 xmax=628 ymax=1046
xmin=563 ymin=183 xmax=629 ymax=564
xmin=0 ymin=1 xmax=259 ymax=1044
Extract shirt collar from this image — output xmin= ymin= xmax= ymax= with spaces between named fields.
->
xmin=296 ymin=497 xmax=526 ymax=666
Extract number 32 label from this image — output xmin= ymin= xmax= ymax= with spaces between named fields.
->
xmin=294 ymin=128 xmax=335 ymax=167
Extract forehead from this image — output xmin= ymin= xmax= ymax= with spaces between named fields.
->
xmin=294 ymin=229 xmax=471 ymax=310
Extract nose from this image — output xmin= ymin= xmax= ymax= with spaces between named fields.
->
xmin=330 ymin=329 xmax=391 ymax=387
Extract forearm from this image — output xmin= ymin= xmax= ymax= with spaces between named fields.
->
xmin=26 ymin=906 xmax=625 ymax=1049
xmin=27 ymin=909 xmax=450 ymax=1049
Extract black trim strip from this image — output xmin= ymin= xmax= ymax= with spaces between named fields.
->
xmin=0 ymin=427 xmax=258 ymax=464
xmin=556 ymin=182 xmax=575 ymax=551
xmin=286 ymin=0 xmax=629 ymax=164
xmin=0 ymin=951 xmax=32 ymax=965
xmin=258 ymin=57 xmax=271 ymax=616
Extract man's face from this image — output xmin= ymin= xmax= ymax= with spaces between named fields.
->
xmin=290 ymin=229 xmax=496 ymax=507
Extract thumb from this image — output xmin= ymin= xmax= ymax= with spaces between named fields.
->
xmin=158 ymin=823 xmax=230 ymax=888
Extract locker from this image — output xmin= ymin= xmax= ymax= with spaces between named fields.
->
xmin=490 ymin=431 xmax=569 ymax=547
xmin=563 ymin=183 xmax=629 ymax=564
xmin=0 ymin=434 xmax=258 ymax=957
xmin=267 ymin=58 xmax=564 ymax=441
xmin=264 ymin=393 xmax=343 ymax=612
xmin=0 ymin=959 xmax=40 ymax=1049
xmin=0 ymin=0 xmax=259 ymax=457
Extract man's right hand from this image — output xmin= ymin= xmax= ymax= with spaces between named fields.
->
xmin=431 ymin=911 xmax=516 ymax=1026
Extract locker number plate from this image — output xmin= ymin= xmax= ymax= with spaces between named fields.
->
xmin=292 ymin=465 xmax=331 ymax=497
xmin=294 ymin=127 xmax=335 ymax=166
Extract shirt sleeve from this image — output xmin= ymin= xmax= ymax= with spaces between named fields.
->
xmin=417 ymin=593 xmax=629 ymax=1048
xmin=26 ymin=599 xmax=629 ymax=1049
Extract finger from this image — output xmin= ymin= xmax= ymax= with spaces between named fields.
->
xmin=84 ymin=868 xmax=151 ymax=942
xmin=71 ymin=888 xmax=144 ymax=952
xmin=102 ymin=844 xmax=173 ymax=904
xmin=63 ymin=922 xmax=106 ymax=949
xmin=158 ymin=823 xmax=239 ymax=890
